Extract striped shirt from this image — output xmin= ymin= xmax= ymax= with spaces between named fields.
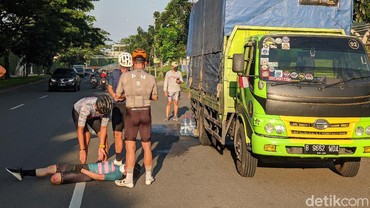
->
xmin=88 ymin=161 xmax=123 ymax=181
xmin=73 ymin=97 xmax=110 ymax=127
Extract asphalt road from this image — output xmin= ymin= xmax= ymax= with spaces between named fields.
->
xmin=1 ymin=77 xmax=370 ymax=208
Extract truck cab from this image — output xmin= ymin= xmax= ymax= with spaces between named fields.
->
xmin=232 ymin=33 xmax=370 ymax=177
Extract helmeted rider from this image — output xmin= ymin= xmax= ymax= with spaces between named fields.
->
xmin=100 ymin=69 xmax=107 ymax=78
xmin=107 ymin=52 xmax=133 ymax=165
xmin=72 ymin=94 xmax=113 ymax=164
xmin=114 ymin=48 xmax=158 ymax=188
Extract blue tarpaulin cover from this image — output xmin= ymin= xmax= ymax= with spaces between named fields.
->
xmin=187 ymin=0 xmax=353 ymax=95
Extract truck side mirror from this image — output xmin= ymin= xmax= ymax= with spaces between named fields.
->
xmin=232 ymin=54 xmax=245 ymax=74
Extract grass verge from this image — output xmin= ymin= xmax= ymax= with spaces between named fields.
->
xmin=0 ymin=75 xmax=48 ymax=90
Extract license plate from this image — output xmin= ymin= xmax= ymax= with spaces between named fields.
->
xmin=59 ymin=83 xmax=66 ymax=86
xmin=303 ymin=144 xmax=339 ymax=155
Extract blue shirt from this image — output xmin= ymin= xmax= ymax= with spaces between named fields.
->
xmin=108 ymin=69 xmax=122 ymax=93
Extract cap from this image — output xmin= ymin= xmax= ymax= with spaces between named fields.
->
xmin=171 ymin=62 xmax=178 ymax=67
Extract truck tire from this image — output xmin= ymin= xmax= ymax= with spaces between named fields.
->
xmin=199 ymin=116 xmax=212 ymax=146
xmin=334 ymin=158 xmax=361 ymax=177
xmin=234 ymin=120 xmax=257 ymax=177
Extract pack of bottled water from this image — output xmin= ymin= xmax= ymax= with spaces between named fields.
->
xmin=180 ymin=113 xmax=196 ymax=136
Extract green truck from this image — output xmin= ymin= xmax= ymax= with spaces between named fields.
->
xmin=187 ymin=0 xmax=370 ymax=177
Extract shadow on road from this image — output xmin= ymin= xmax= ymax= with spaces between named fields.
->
xmin=107 ymin=123 xmax=199 ymax=181
xmin=219 ymin=139 xmax=341 ymax=177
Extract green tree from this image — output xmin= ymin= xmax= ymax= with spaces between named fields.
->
xmin=0 ymin=0 xmax=107 ymax=77
xmin=154 ymin=0 xmax=192 ymax=63
xmin=118 ymin=0 xmax=191 ymax=65
xmin=354 ymin=0 xmax=370 ymax=23
xmin=119 ymin=26 xmax=154 ymax=63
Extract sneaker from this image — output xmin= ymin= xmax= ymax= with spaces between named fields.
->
xmin=172 ymin=116 xmax=179 ymax=121
xmin=164 ymin=117 xmax=169 ymax=122
xmin=145 ymin=176 xmax=155 ymax=185
xmin=115 ymin=179 xmax=134 ymax=188
xmin=6 ymin=167 xmax=23 ymax=181
xmin=114 ymin=159 xmax=122 ymax=166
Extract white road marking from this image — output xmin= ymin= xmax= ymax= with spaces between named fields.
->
xmin=9 ymin=104 xmax=25 ymax=110
xmin=39 ymin=95 xmax=48 ymax=99
xmin=69 ymin=182 xmax=86 ymax=208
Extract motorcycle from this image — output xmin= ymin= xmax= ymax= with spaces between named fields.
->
xmin=90 ymin=76 xmax=98 ymax=89
xmin=100 ymin=77 xmax=107 ymax=91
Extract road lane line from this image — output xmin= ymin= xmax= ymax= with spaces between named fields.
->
xmin=9 ymin=104 xmax=25 ymax=110
xmin=69 ymin=182 xmax=86 ymax=208
xmin=39 ymin=95 xmax=48 ymax=99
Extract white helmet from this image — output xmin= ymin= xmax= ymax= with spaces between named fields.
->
xmin=118 ymin=52 xmax=133 ymax=67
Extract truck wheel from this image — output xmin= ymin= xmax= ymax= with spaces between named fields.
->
xmin=334 ymin=158 xmax=361 ymax=177
xmin=234 ymin=120 xmax=257 ymax=177
xmin=199 ymin=116 xmax=212 ymax=146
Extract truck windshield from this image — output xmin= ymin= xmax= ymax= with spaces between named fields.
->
xmin=259 ymin=36 xmax=370 ymax=84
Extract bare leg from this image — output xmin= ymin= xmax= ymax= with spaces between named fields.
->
xmin=166 ymin=100 xmax=173 ymax=117
xmin=125 ymin=141 xmax=136 ymax=169
xmin=50 ymin=172 xmax=62 ymax=185
xmin=173 ymin=99 xmax=179 ymax=117
xmin=141 ymin=141 xmax=153 ymax=169
xmin=114 ymin=131 xmax=123 ymax=160
xmin=124 ymin=140 xmax=136 ymax=183
xmin=35 ymin=165 xmax=57 ymax=177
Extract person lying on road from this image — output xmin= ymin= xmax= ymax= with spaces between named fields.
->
xmin=5 ymin=161 xmax=140 ymax=185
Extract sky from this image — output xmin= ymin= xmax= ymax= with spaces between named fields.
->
xmin=89 ymin=0 xmax=171 ymax=44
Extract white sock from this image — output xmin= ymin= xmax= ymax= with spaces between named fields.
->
xmin=145 ymin=166 xmax=152 ymax=179
xmin=126 ymin=169 xmax=133 ymax=183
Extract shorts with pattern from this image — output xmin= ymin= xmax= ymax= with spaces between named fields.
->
xmin=167 ymin=91 xmax=180 ymax=101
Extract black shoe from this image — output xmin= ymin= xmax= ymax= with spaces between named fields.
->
xmin=6 ymin=167 xmax=23 ymax=181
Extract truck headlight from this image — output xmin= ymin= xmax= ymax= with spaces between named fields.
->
xmin=366 ymin=126 xmax=370 ymax=135
xmin=275 ymin=125 xmax=285 ymax=134
xmin=264 ymin=123 xmax=274 ymax=134
xmin=355 ymin=126 xmax=364 ymax=136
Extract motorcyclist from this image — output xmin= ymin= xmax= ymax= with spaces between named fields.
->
xmin=100 ymin=69 xmax=107 ymax=79
xmin=100 ymin=69 xmax=108 ymax=90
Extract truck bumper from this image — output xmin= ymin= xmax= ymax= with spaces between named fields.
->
xmin=251 ymin=134 xmax=370 ymax=158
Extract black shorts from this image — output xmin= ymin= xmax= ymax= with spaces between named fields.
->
xmin=72 ymin=108 xmax=101 ymax=133
xmin=124 ymin=106 xmax=152 ymax=142
xmin=111 ymin=102 xmax=126 ymax=132
xmin=57 ymin=164 xmax=92 ymax=184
